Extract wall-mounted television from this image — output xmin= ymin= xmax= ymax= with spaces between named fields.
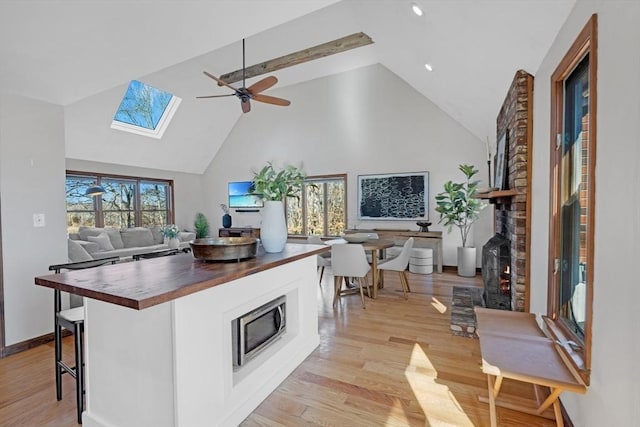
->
xmin=228 ymin=181 xmax=264 ymax=209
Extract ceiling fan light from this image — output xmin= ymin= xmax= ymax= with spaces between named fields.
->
xmin=412 ymin=3 xmax=423 ymax=16
xmin=424 ymin=63 xmax=433 ymax=72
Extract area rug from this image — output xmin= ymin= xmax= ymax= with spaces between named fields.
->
xmin=450 ymin=286 xmax=484 ymax=338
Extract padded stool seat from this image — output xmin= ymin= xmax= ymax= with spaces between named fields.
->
xmin=409 ymin=248 xmax=433 ymax=274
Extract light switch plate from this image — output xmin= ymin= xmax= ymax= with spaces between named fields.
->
xmin=33 ymin=213 xmax=45 ymax=227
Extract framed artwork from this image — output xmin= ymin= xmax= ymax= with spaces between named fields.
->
xmin=357 ymin=172 xmax=429 ymax=220
xmin=494 ymin=133 xmax=508 ymax=190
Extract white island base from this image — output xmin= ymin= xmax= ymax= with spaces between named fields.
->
xmin=82 ymin=255 xmax=319 ymax=427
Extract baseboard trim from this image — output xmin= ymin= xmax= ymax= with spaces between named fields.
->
xmin=0 ymin=330 xmax=70 ymax=358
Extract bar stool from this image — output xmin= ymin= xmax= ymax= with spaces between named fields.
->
xmin=48 ymin=256 xmax=119 ymax=424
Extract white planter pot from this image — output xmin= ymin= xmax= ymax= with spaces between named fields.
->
xmin=167 ymin=237 xmax=180 ymax=249
xmin=457 ymin=246 xmax=477 ymax=277
xmin=260 ymin=200 xmax=288 ymax=253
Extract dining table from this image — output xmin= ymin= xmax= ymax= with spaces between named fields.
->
xmin=351 ymin=238 xmax=395 ymax=299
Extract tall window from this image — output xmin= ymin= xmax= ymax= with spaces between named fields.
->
xmin=548 ymin=14 xmax=597 ymax=384
xmin=287 ymin=174 xmax=347 ymax=237
xmin=66 ymin=171 xmax=174 ymax=234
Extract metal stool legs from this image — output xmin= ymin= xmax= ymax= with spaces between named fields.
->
xmin=54 ymin=289 xmax=85 ymax=424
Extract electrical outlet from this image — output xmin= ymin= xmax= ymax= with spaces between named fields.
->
xmin=33 ymin=213 xmax=45 ymax=227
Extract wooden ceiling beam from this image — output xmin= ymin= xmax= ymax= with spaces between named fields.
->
xmin=219 ymin=32 xmax=374 ymax=85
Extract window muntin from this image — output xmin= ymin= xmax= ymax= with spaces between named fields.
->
xmin=65 ymin=172 xmax=174 ymax=234
xmin=286 ymin=174 xmax=347 ymax=237
xmin=548 ymin=14 xmax=597 ymax=384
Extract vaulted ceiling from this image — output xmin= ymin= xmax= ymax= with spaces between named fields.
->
xmin=0 ymin=0 xmax=575 ymax=174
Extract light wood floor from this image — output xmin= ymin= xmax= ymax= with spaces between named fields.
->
xmin=0 ymin=270 xmax=557 ymax=426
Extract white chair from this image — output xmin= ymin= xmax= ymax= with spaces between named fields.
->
xmin=377 ymin=238 xmax=414 ymax=299
xmin=331 ymin=243 xmax=371 ymax=308
xmin=307 ymin=235 xmax=331 ymax=285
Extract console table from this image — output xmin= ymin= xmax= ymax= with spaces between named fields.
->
xmin=219 ymin=227 xmax=260 ymax=239
xmin=345 ymin=229 xmax=443 ymax=273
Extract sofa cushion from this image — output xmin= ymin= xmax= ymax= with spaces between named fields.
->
xmin=88 ymin=232 xmax=115 ymax=251
xmin=178 ymin=231 xmax=196 ymax=242
xmin=78 ymin=226 xmax=103 ymax=241
xmin=68 ymin=239 xmax=93 ymax=263
xmin=149 ymin=226 xmax=164 ymax=245
xmin=120 ymin=227 xmax=154 ymax=248
xmin=104 ymin=227 xmax=124 ymax=249
xmin=75 ymin=240 xmax=101 ymax=254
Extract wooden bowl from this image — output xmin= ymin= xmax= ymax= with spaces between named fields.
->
xmin=190 ymin=237 xmax=257 ymax=261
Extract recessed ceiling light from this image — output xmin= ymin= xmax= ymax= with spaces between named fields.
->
xmin=411 ymin=3 xmax=423 ymax=17
xmin=424 ymin=63 xmax=433 ymax=72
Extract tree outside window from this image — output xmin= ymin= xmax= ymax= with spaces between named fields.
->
xmin=287 ymin=174 xmax=346 ymax=237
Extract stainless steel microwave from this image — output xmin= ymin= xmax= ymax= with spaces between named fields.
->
xmin=232 ymin=295 xmax=286 ymax=367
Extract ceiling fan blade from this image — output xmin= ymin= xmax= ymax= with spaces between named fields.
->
xmin=253 ymin=94 xmax=291 ymax=106
xmin=247 ymin=76 xmax=278 ymax=95
xmin=203 ymin=71 xmax=238 ymax=92
xmin=241 ymin=98 xmax=251 ymax=113
xmin=196 ymin=94 xmax=236 ymax=99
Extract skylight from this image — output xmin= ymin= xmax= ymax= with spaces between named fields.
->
xmin=110 ymin=80 xmax=181 ymax=139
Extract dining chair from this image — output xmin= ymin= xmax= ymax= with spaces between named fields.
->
xmin=377 ymin=238 xmax=414 ymax=299
xmin=331 ymin=243 xmax=371 ymax=308
xmin=307 ymin=235 xmax=331 ymax=286
xmin=48 ymin=256 xmax=119 ymax=424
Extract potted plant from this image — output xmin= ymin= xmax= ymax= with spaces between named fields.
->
xmin=162 ymin=224 xmax=181 ymax=249
xmin=435 ymin=164 xmax=486 ymax=277
xmin=194 ymin=212 xmax=210 ymax=238
xmin=252 ymin=162 xmax=307 ymax=253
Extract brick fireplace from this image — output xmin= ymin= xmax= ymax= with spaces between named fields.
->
xmin=483 ymin=70 xmax=533 ymax=312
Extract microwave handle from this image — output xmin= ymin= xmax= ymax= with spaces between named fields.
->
xmin=275 ymin=305 xmax=285 ymax=332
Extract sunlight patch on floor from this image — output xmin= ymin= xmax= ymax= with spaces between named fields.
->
xmin=431 ymin=297 xmax=448 ymax=314
xmin=405 ymin=343 xmax=474 ymax=427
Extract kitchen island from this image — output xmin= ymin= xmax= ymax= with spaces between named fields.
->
xmin=35 ymin=243 xmax=327 ymax=427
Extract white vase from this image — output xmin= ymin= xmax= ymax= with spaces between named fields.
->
xmin=260 ymin=200 xmax=288 ymax=253
xmin=457 ymin=246 xmax=477 ymax=277
xmin=167 ymin=237 xmax=180 ymax=249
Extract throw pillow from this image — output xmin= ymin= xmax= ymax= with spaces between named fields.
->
xmin=104 ymin=227 xmax=124 ymax=249
xmin=78 ymin=226 xmax=104 ymax=241
xmin=88 ymin=232 xmax=115 ymax=251
xmin=68 ymin=239 xmax=93 ymax=263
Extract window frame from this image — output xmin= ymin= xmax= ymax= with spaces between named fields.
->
xmin=547 ymin=14 xmax=597 ymax=385
xmin=286 ymin=173 xmax=347 ymax=237
xmin=66 ymin=170 xmax=175 ymax=231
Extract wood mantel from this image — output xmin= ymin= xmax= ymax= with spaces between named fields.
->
xmin=34 ymin=244 xmax=328 ymax=310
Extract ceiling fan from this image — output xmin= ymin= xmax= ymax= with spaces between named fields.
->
xmin=197 ymin=39 xmax=291 ymax=113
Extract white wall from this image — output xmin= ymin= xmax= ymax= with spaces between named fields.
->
xmin=65 ymin=159 xmax=206 ymax=232
xmin=202 ymin=64 xmax=494 ymax=266
xmin=529 ymin=1 xmax=640 ymax=425
xmin=0 ymin=94 xmax=67 ymax=346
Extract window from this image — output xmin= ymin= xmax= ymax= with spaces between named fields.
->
xmin=110 ymin=80 xmax=181 ymax=139
xmin=66 ymin=171 xmax=174 ymax=234
xmin=547 ymin=14 xmax=597 ymax=384
xmin=286 ymin=174 xmax=347 ymax=237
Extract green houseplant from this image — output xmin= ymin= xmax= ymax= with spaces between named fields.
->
xmin=252 ymin=162 xmax=307 ymax=253
xmin=435 ymin=164 xmax=486 ymax=276
xmin=194 ymin=212 xmax=210 ymax=238
xmin=251 ymin=162 xmax=307 ymax=201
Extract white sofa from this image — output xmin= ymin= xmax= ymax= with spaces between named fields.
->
xmin=68 ymin=226 xmax=195 ymax=262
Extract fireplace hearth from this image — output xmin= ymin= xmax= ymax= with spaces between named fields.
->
xmin=481 ymin=233 xmax=511 ymax=310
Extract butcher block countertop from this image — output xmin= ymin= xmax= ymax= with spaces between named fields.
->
xmin=35 ymin=243 xmax=328 ymax=310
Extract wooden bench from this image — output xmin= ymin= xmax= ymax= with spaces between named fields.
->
xmin=474 ymin=307 xmax=587 ymax=427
